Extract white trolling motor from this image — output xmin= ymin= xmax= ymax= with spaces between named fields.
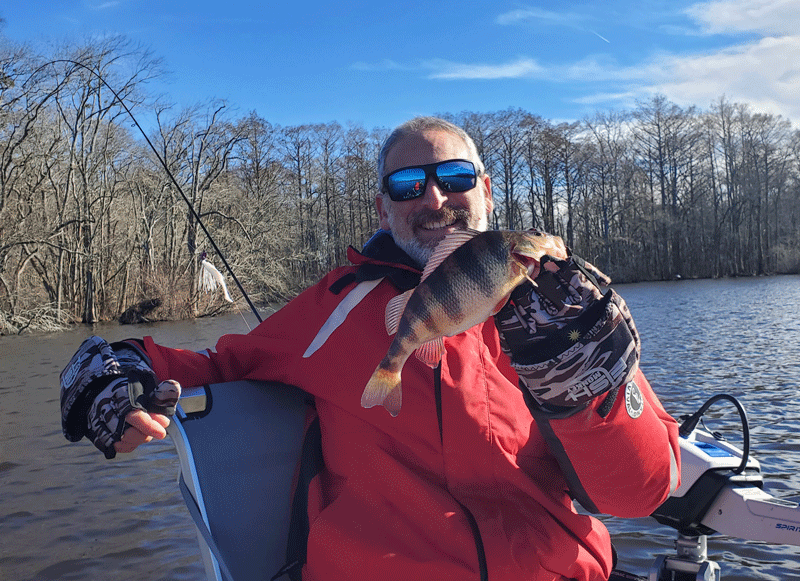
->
xmin=648 ymin=394 xmax=800 ymax=580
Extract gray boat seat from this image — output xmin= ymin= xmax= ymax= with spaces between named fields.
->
xmin=167 ymin=380 xmax=312 ymax=581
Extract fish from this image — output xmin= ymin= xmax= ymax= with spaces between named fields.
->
xmin=360 ymin=228 xmax=568 ymax=416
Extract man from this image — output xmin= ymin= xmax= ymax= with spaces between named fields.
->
xmin=61 ymin=117 xmax=680 ymax=580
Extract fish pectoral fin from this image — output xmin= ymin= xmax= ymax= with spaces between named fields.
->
xmin=414 ymin=337 xmax=445 ymax=368
xmin=385 ymin=290 xmax=412 ymax=335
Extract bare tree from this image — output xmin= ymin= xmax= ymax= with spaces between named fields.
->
xmin=4 ymin=36 xmax=800 ymax=334
xmin=151 ymin=100 xmax=243 ymax=316
xmin=488 ymin=109 xmax=528 ymax=229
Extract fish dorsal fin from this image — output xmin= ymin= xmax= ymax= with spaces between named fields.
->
xmin=421 ymin=228 xmax=482 ymax=282
xmin=414 ymin=337 xmax=445 ymax=368
xmin=385 ymin=289 xmax=412 ymax=335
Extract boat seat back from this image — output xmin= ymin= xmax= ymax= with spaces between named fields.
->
xmin=168 ymin=380 xmax=311 ymax=581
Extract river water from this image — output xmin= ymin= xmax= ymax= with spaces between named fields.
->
xmin=1 ymin=276 xmax=799 ymax=580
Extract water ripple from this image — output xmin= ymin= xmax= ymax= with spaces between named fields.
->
xmin=1 ymin=276 xmax=799 ymax=580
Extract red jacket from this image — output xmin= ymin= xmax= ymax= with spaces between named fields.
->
xmin=143 ymin=234 xmax=680 ymax=581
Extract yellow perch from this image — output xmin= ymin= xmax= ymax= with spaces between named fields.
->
xmin=361 ymin=228 xmax=567 ymax=416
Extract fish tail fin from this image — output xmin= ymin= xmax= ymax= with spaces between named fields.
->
xmin=361 ymin=365 xmax=402 ymax=417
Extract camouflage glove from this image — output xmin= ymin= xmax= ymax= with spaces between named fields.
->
xmin=494 ymin=255 xmax=640 ymax=412
xmin=60 ymin=336 xmax=180 ymax=459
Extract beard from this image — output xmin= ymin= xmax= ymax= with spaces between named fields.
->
xmin=385 ymin=205 xmax=489 ymax=267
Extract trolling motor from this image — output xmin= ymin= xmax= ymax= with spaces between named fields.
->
xmin=648 ymin=394 xmax=800 ymax=580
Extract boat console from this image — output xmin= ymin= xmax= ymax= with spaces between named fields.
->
xmin=649 ymin=394 xmax=800 ymax=580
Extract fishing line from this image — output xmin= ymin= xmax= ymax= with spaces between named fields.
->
xmin=31 ymin=59 xmax=263 ymax=323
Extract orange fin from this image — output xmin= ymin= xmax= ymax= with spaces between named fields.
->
xmin=414 ymin=336 xmax=445 ymax=368
xmin=382 ymin=384 xmax=402 ymax=417
xmin=361 ymin=366 xmax=402 ymax=416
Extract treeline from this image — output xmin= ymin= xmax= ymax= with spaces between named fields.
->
xmin=1 ymin=37 xmax=799 ymax=333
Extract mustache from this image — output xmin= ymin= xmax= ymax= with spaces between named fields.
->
xmin=410 ymin=206 xmax=471 ymax=229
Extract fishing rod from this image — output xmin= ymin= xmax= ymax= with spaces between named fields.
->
xmin=35 ymin=59 xmax=263 ymax=323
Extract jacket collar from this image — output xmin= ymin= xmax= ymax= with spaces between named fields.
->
xmin=352 ymin=230 xmax=422 ymax=271
xmin=330 ymin=231 xmax=422 ymax=294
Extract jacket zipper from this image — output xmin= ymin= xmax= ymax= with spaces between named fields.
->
xmin=435 ymin=365 xmax=489 ymax=581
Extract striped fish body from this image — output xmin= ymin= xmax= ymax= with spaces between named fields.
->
xmin=360 ymin=228 xmax=566 ymax=416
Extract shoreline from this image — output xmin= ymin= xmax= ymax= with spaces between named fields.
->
xmin=3 ymin=272 xmax=798 ymax=336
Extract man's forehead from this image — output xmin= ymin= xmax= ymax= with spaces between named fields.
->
xmin=384 ymin=130 xmax=471 ymax=172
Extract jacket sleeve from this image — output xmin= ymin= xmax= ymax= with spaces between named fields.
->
xmin=530 ymin=368 xmax=681 ymax=518
xmin=140 ymin=269 xmax=354 ymax=393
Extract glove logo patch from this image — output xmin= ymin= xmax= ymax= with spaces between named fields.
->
xmin=625 ymin=381 xmax=644 ymax=419
xmin=62 ymin=359 xmax=82 ymax=387
xmin=565 ymin=368 xmax=613 ymax=403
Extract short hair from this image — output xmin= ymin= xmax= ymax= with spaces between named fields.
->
xmin=377 ymin=117 xmax=485 ymax=187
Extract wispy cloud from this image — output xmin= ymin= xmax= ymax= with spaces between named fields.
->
xmin=658 ymin=1 xmax=800 ymax=121
xmin=425 ymin=58 xmax=545 ymax=80
xmin=352 ymin=57 xmax=546 ymax=80
xmin=559 ymin=56 xmax=648 ymax=83
xmin=573 ymin=90 xmax=641 ymax=107
xmin=495 ymin=7 xmax=585 ymax=27
xmin=92 ymin=1 xmax=121 ymax=9
xmin=495 ymin=5 xmax=615 ymax=45
xmin=350 ymin=59 xmax=411 ymax=72
xmin=353 ymin=3 xmax=800 ymax=124
xmin=492 ymin=3 xmax=800 ymax=122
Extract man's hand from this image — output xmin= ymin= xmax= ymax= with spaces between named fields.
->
xmin=61 ymin=336 xmax=181 ymax=458
xmin=87 ymin=372 xmax=181 ymax=458
xmin=495 ymin=254 xmax=640 ymax=411
xmin=114 ymin=409 xmax=172 ymax=454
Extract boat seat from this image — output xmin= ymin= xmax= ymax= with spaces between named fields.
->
xmin=167 ymin=380 xmax=312 ymax=581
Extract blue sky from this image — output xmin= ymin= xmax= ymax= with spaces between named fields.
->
xmin=3 ymin=0 xmax=800 ymax=130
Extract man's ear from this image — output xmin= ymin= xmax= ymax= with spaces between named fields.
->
xmin=375 ymin=194 xmax=391 ymax=230
xmin=482 ymin=174 xmax=494 ymax=216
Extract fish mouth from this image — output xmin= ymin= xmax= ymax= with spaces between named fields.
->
xmin=511 ymin=245 xmax=543 ymax=279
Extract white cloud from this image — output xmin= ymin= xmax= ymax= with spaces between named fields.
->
xmin=685 ymin=0 xmax=800 ymax=35
xmin=574 ymin=2 xmax=800 ymax=123
xmin=574 ymin=35 xmax=800 ymax=124
xmin=425 ymin=57 xmax=545 ymax=80
xmin=650 ymin=35 xmax=800 ymax=118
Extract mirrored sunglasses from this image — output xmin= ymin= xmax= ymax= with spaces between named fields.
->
xmin=382 ymin=159 xmax=478 ymax=202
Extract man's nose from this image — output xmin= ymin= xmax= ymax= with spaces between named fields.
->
xmin=420 ymin=177 xmax=447 ymax=209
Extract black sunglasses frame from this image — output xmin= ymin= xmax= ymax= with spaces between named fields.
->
xmin=382 ymin=159 xmax=478 ymax=202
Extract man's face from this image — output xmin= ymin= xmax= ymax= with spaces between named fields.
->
xmin=376 ymin=129 xmax=494 ymax=266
